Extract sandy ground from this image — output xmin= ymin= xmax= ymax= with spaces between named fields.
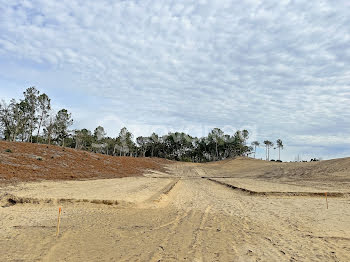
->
xmin=1 ymin=159 xmax=350 ymax=261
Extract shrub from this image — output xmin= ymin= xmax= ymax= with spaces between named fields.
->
xmin=5 ymin=149 xmax=12 ymax=153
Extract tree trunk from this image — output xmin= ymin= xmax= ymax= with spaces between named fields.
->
xmin=278 ymin=147 xmax=280 ymax=160
xmin=29 ymin=119 xmax=33 ymax=143
xmin=254 ymin=145 xmax=256 ymax=158
xmin=36 ymin=115 xmax=43 ymax=143
xmin=21 ymin=128 xmax=25 ymax=142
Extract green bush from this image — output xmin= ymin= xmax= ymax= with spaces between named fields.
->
xmin=5 ymin=149 xmax=12 ymax=153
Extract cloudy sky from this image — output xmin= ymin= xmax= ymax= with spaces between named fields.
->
xmin=1 ymin=0 xmax=350 ymax=161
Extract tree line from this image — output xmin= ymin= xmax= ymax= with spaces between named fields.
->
xmin=0 ymin=87 xmax=72 ymax=146
xmin=0 ymin=87 xmax=284 ymax=162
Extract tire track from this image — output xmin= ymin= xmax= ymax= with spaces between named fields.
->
xmin=148 ymin=208 xmax=192 ymax=262
xmin=188 ymin=205 xmax=212 ymax=262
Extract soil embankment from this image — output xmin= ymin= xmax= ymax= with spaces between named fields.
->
xmin=0 ymin=141 xmax=170 ymax=184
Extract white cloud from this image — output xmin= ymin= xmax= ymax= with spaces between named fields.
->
xmin=0 ymin=0 xmax=350 ymax=160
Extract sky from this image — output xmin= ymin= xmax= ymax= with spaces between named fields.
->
xmin=1 ymin=0 xmax=350 ymax=161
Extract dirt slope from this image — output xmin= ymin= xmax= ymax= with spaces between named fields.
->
xmin=0 ymin=141 xmax=171 ymax=183
xmin=197 ymin=156 xmax=350 ymax=194
xmin=203 ymin=156 xmax=350 ymax=181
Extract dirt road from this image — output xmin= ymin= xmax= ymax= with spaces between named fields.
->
xmin=1 ymin=163 xmax=350 ymax=261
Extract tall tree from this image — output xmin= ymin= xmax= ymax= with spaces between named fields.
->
xmin=208 ymin=128 xmax=224 ymax=160
xmin=242 ymin=130 xmax=249 ymax=144
xmin=54 ymin=109 xmax=73 ymax=146
xmin=23 ymin=87 xmax=39 ymax=142
xmin=36 ymin=93 xmax=51 ymax=142
xmin=149 ymin=132 xmax=159 ymax=157
xmin=0 ymin=99 xmax=29 ymax=141
xmin=0 ymin=100 xmax=13 ymax=140
xmin=276 ymin=139 xmax=283 ymax=161
xmin=0 ymin=100 xmax=14 ymax=140
xmin=136 ymin=136 xmax=149 ymax=157
xmin=251 ymin=141 xmax=260 ymax=158
xmin=232 ymin=130 xmax=244 ymax=156
xmin=91 ymin=126 xmax=107 ymax=154
xmin=263 ymin=140 xmax=274 ymax=161
xmin=43 ymin=115 xmax=55 ymax=145
xmin=74 ymin=128 xmax=93 ymax=150
xmin=94 ymin=126 xmax=106 ymax=141
xmin=115 ymin=127 xmax=133 ymax=156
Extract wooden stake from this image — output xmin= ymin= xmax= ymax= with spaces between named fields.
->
xmin=56 ymin=207 xmax=62 ymax=236
xmin=325 ymin=192 xmax=328 ymax=209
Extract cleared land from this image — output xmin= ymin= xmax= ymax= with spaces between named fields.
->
xmin=1 ymin=143 xmax=350 ymax=261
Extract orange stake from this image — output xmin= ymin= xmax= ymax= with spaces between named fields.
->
xmin=325 ymin=192 xmax=328 ymax=209
xmin=56 ymin=207 xmax=62 ymax=236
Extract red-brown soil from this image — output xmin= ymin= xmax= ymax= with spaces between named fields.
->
xmin=0 ymin=141 xmax=172 ymax=184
